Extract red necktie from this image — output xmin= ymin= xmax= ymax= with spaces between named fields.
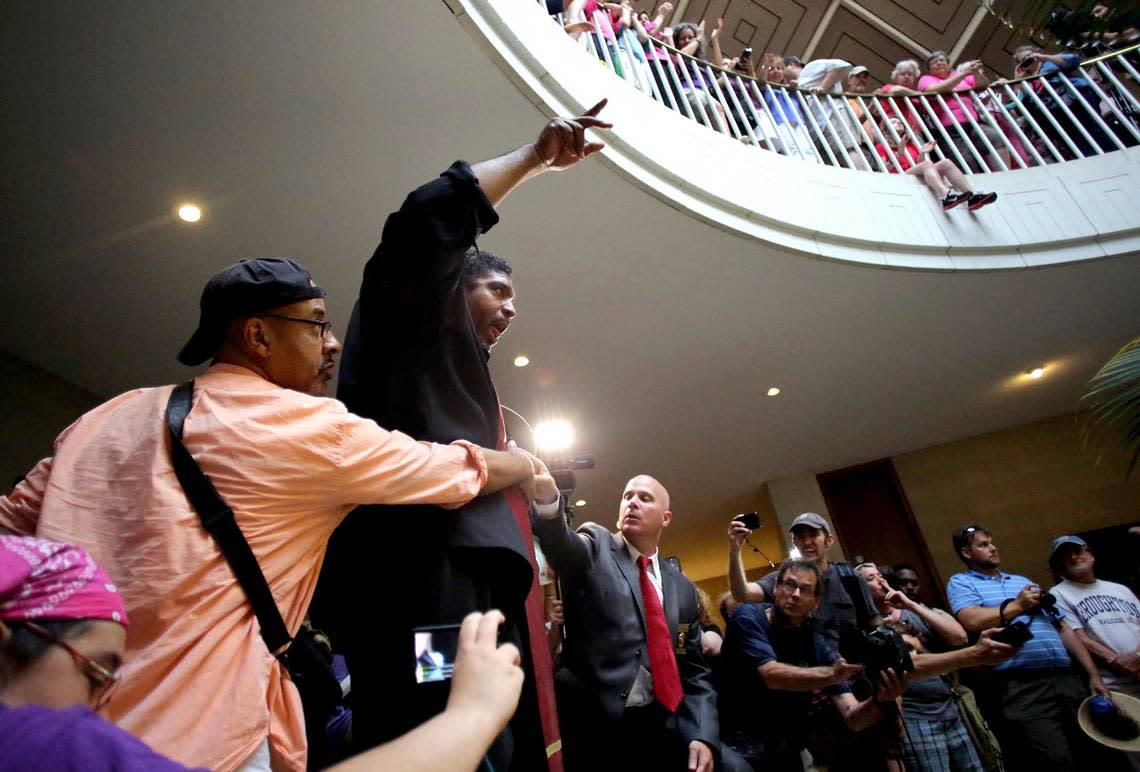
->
xmin=497 ymin=405 xmax=563 ymax=770
xmin=637 ymin=555 xmax=684 ymax=712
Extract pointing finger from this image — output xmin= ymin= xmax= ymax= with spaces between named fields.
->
xmin=584 ymin=97 xmax=608 ymax=117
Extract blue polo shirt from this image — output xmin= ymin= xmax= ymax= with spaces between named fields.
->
xmin=947 ymin=569 xmax=1070 ymax=672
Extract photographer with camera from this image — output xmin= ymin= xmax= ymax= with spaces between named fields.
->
xmin=857 ymin=563 xmax=985 ymax=770
xmin=728 ymin=513 xmax=878 ymax=650
xmin=719 ymin=558 xmax=906 ymax=771
xmin=947 ymin=524 xmax=1115 ymax=771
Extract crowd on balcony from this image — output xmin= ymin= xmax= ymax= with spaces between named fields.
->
xmin=551 ymin=0 xmax=1140 ymax=181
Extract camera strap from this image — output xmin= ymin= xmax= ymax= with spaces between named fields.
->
xmin=165 ymin=381 xmax=293 ymax=656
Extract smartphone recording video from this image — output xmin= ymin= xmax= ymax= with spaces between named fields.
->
xmin=413 ymin=624 xmax=462 ymax=683
xmin=733 ymin=512 xmax=761 ymax=530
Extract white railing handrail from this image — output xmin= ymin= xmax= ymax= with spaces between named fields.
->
xmin=554 ymin=4 xmax=1140 ymax=175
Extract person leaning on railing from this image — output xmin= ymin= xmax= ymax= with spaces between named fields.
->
xmin=918 ymin=51 xmax=1011 ymax=172
xmin=663 ymin=20 xmax=731 ymax=135
xmin=1007 ymin=44 xmax=1121 ymax=159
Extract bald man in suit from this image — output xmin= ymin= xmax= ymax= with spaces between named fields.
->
xmin=533 ymin=475 xmax=718 ymax=771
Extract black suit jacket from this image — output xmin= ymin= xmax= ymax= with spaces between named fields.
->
xmin=534 ymin=518 xmax=719 ymax=750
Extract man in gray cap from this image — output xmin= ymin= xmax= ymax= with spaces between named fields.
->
xmin=1049 ymin=534 xmax=1140 ymax=700
xmin=728 ymin=512 xmax=877 ymax=648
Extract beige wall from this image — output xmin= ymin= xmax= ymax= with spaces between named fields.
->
xmin=0 ymin=350 xmax=101 ymax=493
xmin=894 ymin=413 xmax=1140 ymax=592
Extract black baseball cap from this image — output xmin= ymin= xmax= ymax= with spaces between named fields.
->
xmin=177 ymin=258 xmax=326 ymax=366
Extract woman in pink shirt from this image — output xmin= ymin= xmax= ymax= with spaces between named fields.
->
xmin=918 ymin=51 xmax=1010 ymax=170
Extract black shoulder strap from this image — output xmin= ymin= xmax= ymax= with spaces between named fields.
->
xmin=165 ymin=381 xmax=292 ymax=654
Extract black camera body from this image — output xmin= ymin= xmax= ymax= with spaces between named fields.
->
xmin=838 ymin=622 xmax=914 ymax=701
xmin=992 ymin=620 xmax=1034 ymax=646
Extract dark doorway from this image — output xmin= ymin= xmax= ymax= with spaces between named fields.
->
xmin=1076 ymin=521 xmax=1140 ymax=597
xmin=817 ymin=459 xmax=947 ymax=610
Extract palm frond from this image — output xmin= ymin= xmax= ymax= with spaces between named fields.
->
xmin=1080 ymin=336 xmax=1140 ymax=477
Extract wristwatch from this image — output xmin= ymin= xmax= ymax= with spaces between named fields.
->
xmin=998 ymin=597 xmax=1014 ymax=625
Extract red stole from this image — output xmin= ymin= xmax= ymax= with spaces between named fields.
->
xmin=497 ymin=407 xmax=563 ymax=770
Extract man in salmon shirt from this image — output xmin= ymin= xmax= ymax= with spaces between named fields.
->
xmin=0 ymin=257 xmax=541 ymax=771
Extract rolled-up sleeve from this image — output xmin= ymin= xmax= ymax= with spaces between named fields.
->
xmin=334 ymin=415 xmax=487 ymax=509
xmin=0 ymin=456 xmax=51 ymax=535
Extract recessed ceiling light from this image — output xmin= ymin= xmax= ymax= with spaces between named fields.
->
xmin=177 ymin=203 xmax=202 ymax=223
xmin=766 ymin=387 xmax=781 ymax=397
xmin=575 ymin=499 xmax=587 ymax=507
xmin=513 ymin=355 xmax=530 ymax=367
xmin=1028 ymin=366 xmax=1045 ymax=379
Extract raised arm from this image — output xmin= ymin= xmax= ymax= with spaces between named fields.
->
xmin=652 ymin=1 xmax=674 ymax=29
xmin=470 ymin=100 xmax=611 ymax=207
xmin=707 ymin=17 xmax=724 ymax=68
xmin=727 ymin=520 xmax=766 ymax=603
xmin=885 ymin=589 xmax=967 ymax=646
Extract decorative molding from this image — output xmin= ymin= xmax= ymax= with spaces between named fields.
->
xmin=803 ymin=0 xmax=842 ymax=61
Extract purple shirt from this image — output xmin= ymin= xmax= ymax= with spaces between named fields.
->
xmin=0 ymin=703 xmax=201 ymax=771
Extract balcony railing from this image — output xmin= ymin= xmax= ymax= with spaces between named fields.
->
xmin=548 ymin=4 xmax=1140 ymax=175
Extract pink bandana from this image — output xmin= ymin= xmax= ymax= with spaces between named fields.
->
xmin=0 ymin=536 xmax=128 ymax=627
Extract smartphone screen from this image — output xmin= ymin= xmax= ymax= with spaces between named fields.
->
xmin=413 ymin=624 xmax=461 ymax=683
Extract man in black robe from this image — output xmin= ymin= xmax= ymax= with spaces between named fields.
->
xmin=313 ymin=101 xmax=610 ymax=771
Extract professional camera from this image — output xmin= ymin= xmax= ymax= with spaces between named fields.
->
xmin=1038 ymin=590 xmax=1058 ymax=614
xmin=838 ymin=622 xmax=914 ymax=701
xmin=992 ymin=620 xmax=1034 ymax=646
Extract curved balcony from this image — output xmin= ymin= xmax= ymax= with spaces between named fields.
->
xmin=448 ymin=0 xmax=1140 ymax=269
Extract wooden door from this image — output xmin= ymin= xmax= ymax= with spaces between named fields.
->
xmin=817 ymin=459 xmax=947 ymax=609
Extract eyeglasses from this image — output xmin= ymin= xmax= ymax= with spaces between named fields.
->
xmin=22 ymin=620 xmax=120 ymax=709
xmin=776 ymin=578 xmax=818 ymax=598
xmin=258 ymin=314 xmax=333 ymax=339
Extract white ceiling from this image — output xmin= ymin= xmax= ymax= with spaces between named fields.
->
xmin=4 ymin=1 xmax=1140 ymax=580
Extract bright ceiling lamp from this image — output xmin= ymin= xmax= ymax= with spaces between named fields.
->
xmin=176 ymin=203 xmax=202 ymax=223
xmin=767 ymin=386 xmax=781 ymax=397
xmin=534 ymin=419 xmax=574 ymax=453
xmin=1028 ymin=366 xmax=1045 ymax=379
xmin=514 ymin=355 xmax=530 ymax=367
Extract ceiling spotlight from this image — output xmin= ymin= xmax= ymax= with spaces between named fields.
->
xmin=575 ymin=499 xmax=587 ymax=507
xmin=176 ymin=203 xmax=202 ymax=223
xmin=534 ymin=420 xmax=574 ymax=452
xmin=513 ymin=355 xmax=530 ymax=368
xmin=766 ymin=387 xmax=781 ymax=397
xmin=1028 ymin=366 xmax=1045 ymax=379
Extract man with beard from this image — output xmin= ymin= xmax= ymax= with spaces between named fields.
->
xmin=947 ymin=524 xmax=1115 ymax=771
xmin=313 ymin=102 xmax=612 ymax=771
xmin=1048 ymin=535 xmax=1140 ymax=699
